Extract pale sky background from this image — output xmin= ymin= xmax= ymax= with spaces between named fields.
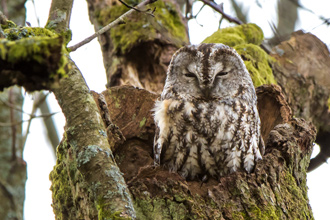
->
xmin=22 ymin=0 xmax=330 ymax=219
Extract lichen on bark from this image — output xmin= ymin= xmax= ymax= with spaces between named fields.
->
xmin=50 ymin=135 xmax=134 ymax=219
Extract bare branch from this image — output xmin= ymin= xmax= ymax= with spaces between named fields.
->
xmin=308 ymin=152 xmax=328 ymax=172
xmin=118 ymin=0 xmax=142 ymax=13
xmin=22 ymin=92 xmax=50 ymax=149
xmin=199 ymin=0 xmax=243 ymax=25
xmin=0 ymin=112 xmax=58 ymax=127
xmin=0 ymin=98 xmax=30 ymax=115
xmin=0 ymin=11 xmax=8 ymax=24
xmin=229 ymin=0 xmax=248 ymax=23
xmin=68 ymin=0 xmax=157 ymax=52
xmin=9 ymin=88 xmax=17 ymax=160
xmin=37 ymin=92 xmax=59 ymax=154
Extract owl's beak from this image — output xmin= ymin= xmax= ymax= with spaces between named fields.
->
xmin=202 ymin=89 xmax=211 ymax=98
xmin=200 ymin=83 xmax=212 ymax=98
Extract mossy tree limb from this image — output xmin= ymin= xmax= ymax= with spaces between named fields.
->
xmin=0 ymin=15 xmax=69 ymax=92
xmin=50 ymin=61 xmax=135 ymax=219
xmin=47 ymin=0 xmax=136 ymax=218
xmin=0 ymin=34 xmax=66 ymax=92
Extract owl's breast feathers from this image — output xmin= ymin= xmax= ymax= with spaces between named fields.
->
xmin=153 ymin=98 xmax=263 ymax=180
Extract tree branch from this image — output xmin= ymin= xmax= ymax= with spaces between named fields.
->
xmin=46 ymin=0 xmax=73 ymax=33
xmin=47 ymin=0 xmax=136 ymax=218
xmin=68 ymin=0 xmax=157 ymax=52
xmin=37 ymin=92 xmax=59 ymax=155
xmin=9 ymin=88 xmax=17 ymax=160
xmin=199 ymin=0 xmax=243 ymax=25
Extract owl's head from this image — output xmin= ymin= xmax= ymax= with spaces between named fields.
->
xmin=162 ymin=43 xmax=256 ymax=102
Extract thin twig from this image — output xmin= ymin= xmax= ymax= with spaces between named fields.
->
xmin=0 ymin=98 xmax=32 ymax=115
xmin=9 ymin=88 xmax=16 ymax=160
xmin=187 ymin=3 xmax=205 ymax=20
xmin=0 ymin=112 xmax=58 ymax=127
xmin=118 ymin=0 xmax=142 ymax=12
xmin=68 ymin=0 xmax=157 ymax=52
xmin=21 ymin=92 xmax=51 ymax=149
xmin=195 ymin=4 xmax=206 ymax=18
xmin=119 ymin=0 xmax=155 ymax=17
xmin=0 ymin=92 xmax=49 ymax=116
xmin=199 ymin=0 xmax=243 ymax=25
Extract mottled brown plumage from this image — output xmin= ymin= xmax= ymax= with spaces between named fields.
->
xmin=153 ymin=43 xmax=264 ymax=180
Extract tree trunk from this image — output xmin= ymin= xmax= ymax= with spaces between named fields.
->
xmin=47 ymin=0 xmax=136 ymax=219
xmin=0 ymin=1 xmax=27 ymax=219
xmin=0 ymin=87 xmax=26 ymax=220
xmin=86 ymin=0 xmax=189 ymax=92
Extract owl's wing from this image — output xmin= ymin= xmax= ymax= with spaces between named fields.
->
xmin=259 ymin=135 xmax=265 ymax=156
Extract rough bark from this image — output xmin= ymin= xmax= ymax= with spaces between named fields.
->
xmin=271 ymin=31 xmax=330 ymax=171
xmin=49 ymin=61 xmax=135 ymax=219
xmin=47 ymin=0 xmax=136 ymax=219
xmin=91 ymin=84 xmax=315 ymax=219
xmin=86 ymin=0 xmax=189 ymax=92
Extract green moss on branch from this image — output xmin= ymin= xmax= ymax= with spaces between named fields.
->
xmin=234 ymin=44 xmax=276 ymax=86
xmin=0 ymin=26 xmax=70 ymax=91
xmin=203 ymin=23 xmax=276 ymax=87
xmin=203 ymin=23 xmax=264 ymax=46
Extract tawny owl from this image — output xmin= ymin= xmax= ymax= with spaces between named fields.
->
xmin=153 ymin=43 xmax=264 ymax=180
